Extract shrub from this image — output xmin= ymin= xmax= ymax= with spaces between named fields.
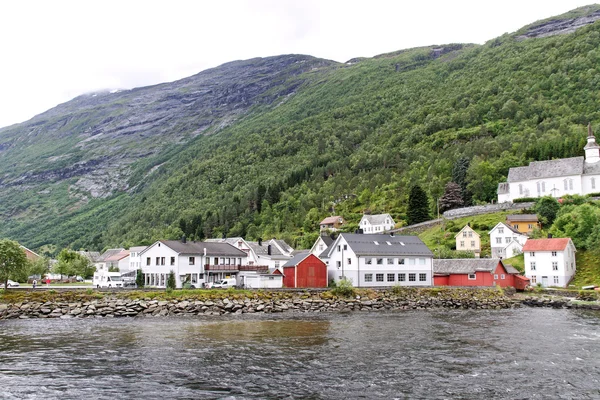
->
xmin=85 ymin=288 xmax=93 ymax=295
xmin=576 ymin=290 xmax=598 ymax=302
xmin=513 ymin=197 xmax=537 ymax=203
xmin=166 ymin=270 xmax=176 ymax=290
xmin=136 ymin=269 xmax=144 ymax=288
xmin=330 ymin=278 xmax=355 ymax=297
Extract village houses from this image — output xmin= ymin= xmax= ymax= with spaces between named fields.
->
xmin=433 ymin=258 xmax=529 ymax=289
xmin=319 ymin=216 xmax=345 ymax=232
xmin=454 ymin=224 xmax=481 ymax=257
xmin=523 ymin=237 xmax=576 ymax=288
xmin=359 ymin=213 xmax=395 ymax=234
xmin=310 ymin=234 xmax=335 ymax=257
xmin=505 ymin=214 xmax=541 ymax=235
xmin=206 ymin=237 xmax=293 ymax=272
xmin=489 ymin=222 xmax=528 ymax=258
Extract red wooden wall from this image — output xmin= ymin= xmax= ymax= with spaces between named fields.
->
xmin=435 ymin=262 xmax=517 ymax=288
xmin=283 ymin=254 xmax=328 ymax=288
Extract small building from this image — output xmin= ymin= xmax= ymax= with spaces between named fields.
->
xmin=433 ymin=258 xmax=526 ymax=288
xmin=281 ymin=252 xmax=328 ymax=288
xmin=489 ymin=222 xmax=528 ymax=258
xmin=454 ymin=225 xmax=481 ymax=257
xmin=310 ymin=234 xmax=335 ymax=257
xmin=359 ymin=213 xmax=395 ymax=234
xmin=95 ymin=249 xmax=129 ymax=273
xmin=206 ymin=237 xmax=293 ymax=272
xmin=20 ymin=245 xmax=41 ymax=262
xmin=523 ymin=237 xmax=576 ymax=288
xmin=238 ymin=271 xmax=283 ymax=289
xmin=506 ymin=214 xmax=540 ymax=235
xmin=319 ymin=216 xmax=345 ymax=232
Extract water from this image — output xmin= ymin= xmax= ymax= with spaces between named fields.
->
xmin=1 ymin=308 xmax=600 ymax=399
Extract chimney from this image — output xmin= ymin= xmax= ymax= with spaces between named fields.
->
xmin=258 ymin=238 xmax=262 ymax=246
xmin=390 ymin=232 xmax=394 ymax=237
xmin=267 ymin=245 xmax=272 ymax=255
xmin=548 ymin=233 xmax=553 ymax=239
xmin=181 ymin=235 xmax=186 ymax=244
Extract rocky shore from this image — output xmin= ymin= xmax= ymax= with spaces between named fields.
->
xmin=1 ymin=288 xmax=598 ymax=320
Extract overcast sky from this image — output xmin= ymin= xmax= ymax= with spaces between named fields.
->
xmin=0 ymin=0 xmax=593 ymax=129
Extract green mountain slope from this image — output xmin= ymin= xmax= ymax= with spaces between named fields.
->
xmin=2 ymin=6 xmax=600 ymax=253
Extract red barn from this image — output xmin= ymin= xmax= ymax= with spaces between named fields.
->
xmin=282 ymin=252 xmax=328 ymax=288
xmin=433 ymin=258 xmax=529 ymax=288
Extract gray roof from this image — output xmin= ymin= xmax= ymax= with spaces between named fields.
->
xmin=160 ymin=240 xmax=247 ymax=257
xmin=506 ymin=214 xmax=538 ymax=222
xmin=247 ymin=240 xmax=290 ymax=258
xmin=507 ymin=157 xmax=584 ymax=182
xmin=97 ymin=248 xmax=125 ymax=262
xmin=583 ymin=161 xmax=600 ymax=175
xmin=503 ymin=264 xmax=520 ymax=274
xmin=272 ymin=239 xmax=294 ymax=254
xmin=433 ymin=258 xmax=504 ymax=274
xmin=337 ymin=233 xmax=433 ymax=257
xmin=128 ymin=246 xmax=147 ymax=252
xmin=497 ymin=182 xmax=509 ymax=194
xmin=282 ymin=251 xmax=312 ymax=268
xmin=361 ymin=214 xmax=393 ymax=225
xmin=78 ymin=251 xmax=101 ymax=262
xmin=320 ymin=235 xmax=335 ymax=246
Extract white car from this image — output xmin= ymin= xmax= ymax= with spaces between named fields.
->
xmin=4 ymin=280 xmax=20 ymax=288
xmin=212 ymin=278 xmax=237 ymax=289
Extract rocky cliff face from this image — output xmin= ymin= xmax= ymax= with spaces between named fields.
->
xmin=517 ymin=7 xmax=600 ymax=40
xmin=0 ymin=55 xmax=336 ymax=200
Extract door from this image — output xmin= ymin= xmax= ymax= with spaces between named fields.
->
xmin=542 ymin=276 xmax=548 ymax=287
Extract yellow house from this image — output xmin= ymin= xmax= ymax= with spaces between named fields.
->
xmin=505 ymin=214 xmax=540 ymax=235
xmin=455 ymin=224 xmax=481 ymax=257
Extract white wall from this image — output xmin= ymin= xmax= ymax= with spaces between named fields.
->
xmin=524 ymin=246 xmax=576 ymax=288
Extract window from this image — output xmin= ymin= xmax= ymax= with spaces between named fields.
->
xmin=398 ymin=258 xmax=405 ymax=265
xmin=592 ymin=178 xmax=596 ymax=189
xmin=551 ymin=251 xmax=557 ymax=257
xmin=530 ymin=252 xmax=535 ymax=257
xmin=170 ymin=257 xmax=175 ymax=266
xmin=364 ymin=274 xmax=373 ymax=282
xmin=463 ymin=232 xmax=467 ymax=238
xmin=337 ymin=245 xmax=341 ymax=252
xmin=569 ymin=179 xmax=573 ymax=190
xmin=471 ymin=241 xmax=475 ymax=247
xmin=336 ymin=261 xmax=341 ymax=268
xmin=419 ymin=258 xmax=425 ymax=265
xmin=189 ymin=257 xmax=195 ymax=265
xmin=275 ymin=261 xmax=280 ymax=269
xmin=554 ymin=276 xmax=559 ymax=284
xmin=419 ymin=273 xmax=427 ymax=282
xmin=408 ymin=273 xmax=416 ymax=282
xmin=347 ymin=258 xmax=352 ymax=265
xmin=366 ymin=258 xmax=372 ymax=265
xmin=496 ymin=238 xmax=502 ymax=244
xmin=531 ymin=275 xmax=537 ymax=284
xmin=530 ymin=262 xmax=536 ymax=271
xmin=155 ymin=257 xmax=160 ymax=265
xmin=498 ymin=227 xmax=504 ymax=234
xmin=494 ymin=274 xmax=499 ymax=279
xmin=387 ymin=274 xmax=395 ymax=282
xmin=343 ymin=245 xmax=347 ymax=251
xmin=376 ymin=274 xmax=384 ymax=282
xmin=460 ymin=241 xmax=465 ymax=248
xmin=519 ymin=184 xmax=523 ymax=195
xmin=408 ymin=258 xmax=415 ymax=265
xmin=564 ymin=179 xmax=568 ymax=190
xmin=528 ymin=224 xmax=533 ymax=229
xmin=399 ymin=273 xmax=406 ymax=282
xmin=146 ymin=257 xmax=150 ymax=266
xmin=501 ymin=274 xmax=505 ymax=279
xmin=160 ymin=257 xmax=165 ymax=266
xmin=387 ymin=258 xmax=394 ymax=264
xmin=552 ymin=262 xmax=558 ymax=271
xmin=505 ymin=237 xmax=511 ymax=243
xmin=376 ymin=258 xmax=383 ymax=265
xmin=319 ymin=244 xmax=324 ymax=251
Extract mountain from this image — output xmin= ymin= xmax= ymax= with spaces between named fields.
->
xmin=2 ymin=5 xmax=600 ymax=253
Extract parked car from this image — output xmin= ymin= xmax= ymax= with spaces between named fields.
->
xmin=212 ymin=278 xmax=237 ymax=289
xmin=4 ymin=280 xmax=20 ymax=288
xmin=75 ymin=276 xmax=85 ymax=282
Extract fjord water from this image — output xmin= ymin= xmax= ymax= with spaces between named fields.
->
xmin=1 ymin=309 xmax=599 ymax=399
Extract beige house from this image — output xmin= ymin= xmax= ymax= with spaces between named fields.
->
xmin=455 ymin=225 xmax=481 ymax=257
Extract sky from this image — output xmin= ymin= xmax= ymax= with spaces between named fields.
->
xmin=0 ymin=0 xmax=594 ymax=129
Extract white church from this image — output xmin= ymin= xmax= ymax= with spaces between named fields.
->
xmin=498 ymin=124 xmax=600 ymax=203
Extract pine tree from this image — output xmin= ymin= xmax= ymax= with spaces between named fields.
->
xmin=407 ymin=185 xmax=430 ymax=225
xmin=166 ymin=270 xmax=176 ymax=290
xmin=135 ymin=269 xmax=144 ymax=288
xmin=452 ymin=157 xmax=471 ymax=205
xmin=439 ymin=182 xmax=464 ymax=213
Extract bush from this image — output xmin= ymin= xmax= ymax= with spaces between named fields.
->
xmin=166 ymin=270 xmax=176 ymax=290
xmin=576 ymin=290 xmax=598 ymax=301
xmin=330 ymin=278 xmax=355 ymax=297
xmin=513 ymin=197 xmax=537 ymax=203
xmin=136 ymin=269 xmax=144 ymax=288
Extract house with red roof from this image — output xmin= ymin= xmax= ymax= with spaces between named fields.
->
xmin=523 ymin=237 xmax=576 ymax=288
xmin=320 ymin=216 xmax=345 ymax=232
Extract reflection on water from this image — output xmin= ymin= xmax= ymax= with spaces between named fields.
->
xmin=1 ymin=309 xmax=600 ymax=399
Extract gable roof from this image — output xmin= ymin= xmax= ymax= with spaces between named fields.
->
xmin=97 ymin=248 xmax=127 ymax=262
xmin=360 ymin=213 xmax=393 ymax=226
xmin=454 ymin=224 xmax=480 ymax=239
xmin=328 ymin=233 xmax=432 ymax=257
xmin=320 ymin=216 xmax=343 ymax=225
xmin=282 ymin=251 xmax=312 ymax=268
xmin=155 ymin=240 xmax=247 ymax=257
xmin=489 ymin=222 xmax=524 ymax=236
xmin=522 ymin=238 xmax=573 ymax=252
xmin=128 ymin=246 xmax=147 ymax=253
xmin=503 ymin=264 xmax=520 ymax=274
xmin=433 ymin=259 xmax=505 ymax=275
xmin=506 ymin=214 xmax=539 ymax=222
xmin=507 ymin=157 xmax=584 ymax=182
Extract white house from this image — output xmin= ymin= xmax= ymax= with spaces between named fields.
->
xmin=310 ymin=234 xmax=335 ymax=257
xmin=206 ymin=237 xmax=293 ymax=272
xmin=455 ymin=224 xmax=481 ymax=257
xmin=359 ymin=214 xmax=396 ymax=234
xmin=94 ymin=249 xmax=129 ymax=273
xmin=322 ymin=233 xmax=433 ymax=287
xmin=489 ymin=222 xmax=528 ymax=258
xmin=139 ymin=239 xmax=250 ymax=288
xmin=125 ymin=246 xmax=147 ymax=273
xmin=523 ymin=237 xmax=576 ymax=288
xmin=498 ymin=124 xmax=600 ymax=202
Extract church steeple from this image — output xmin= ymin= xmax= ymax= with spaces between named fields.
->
xmin=584 ymin=123 xmax=600 ymax=164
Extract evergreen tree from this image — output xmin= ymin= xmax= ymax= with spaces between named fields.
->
xmin=452 ymin=157 xmax=471 ymax=205
xmin=166 ymin=270 xmax=176 ymax=290
xmin=407 ymin=185 xmax=430 ymax=225
xmin=535 ymin=196 xmax=561 ymax=226
xmin=135 ymin=269 xmax=144 ymax=288
xmin=439 ymin=182 xmax=464 ymax=213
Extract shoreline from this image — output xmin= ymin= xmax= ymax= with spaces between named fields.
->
xmin=2 ymin=287 xmax=599 ymax=319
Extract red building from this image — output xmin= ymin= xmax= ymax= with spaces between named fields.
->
xmin=433 ymin=258 xmax=529 ymax=289
xmin=281 ymin=252 xmax=328 ymax=288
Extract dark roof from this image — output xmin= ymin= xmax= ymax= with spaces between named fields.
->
xmin=503 ymin=264 xmax=520 ymax=274
xmin=433 ymin=259 xmax=504 ymax=274
xmin=160 ymin=240 xmax=247 ymax=257
xmin=337 ymin=233 xmax=433 ymax=257
xmin=507 ymin=157 xmax=584 ymax=182
xmin=506 ymin=214 xmax=539 ymax=222
xmin=282 ymin=251 xmax=311 ymax=268
xmin=320 ymin=235 xmax=335 ymax=246
xmin=584 ymin=161 xmax=600 ymax=174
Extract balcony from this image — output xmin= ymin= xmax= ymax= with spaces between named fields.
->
xmin=204 ymin=264 xmax=269 ymax=273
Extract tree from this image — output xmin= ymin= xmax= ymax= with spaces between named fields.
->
xmin=166 ymin=270 xmax=176 ymax=290
xmin=407 ymin=185 xmax=430 ymax=225
xmin=535 ymin=196 xmax=560 ymax=226
xmin=452 ymin=157 xmax=471 ymax=205
xmin=55 ymin=249 xmax=94 ymax=278
xmin=136 ymin=269 xmax=144 ymax=288
xmin=0 ymin=239 xmax=28 ymax=287
xmin=550 ymin=203 xmax=600 ymax=249
xmin=439 ymin=182 xmax=464 ymax=213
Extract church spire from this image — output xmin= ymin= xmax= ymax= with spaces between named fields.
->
xmin=584 ymin=122 xmax=600 ymax=164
